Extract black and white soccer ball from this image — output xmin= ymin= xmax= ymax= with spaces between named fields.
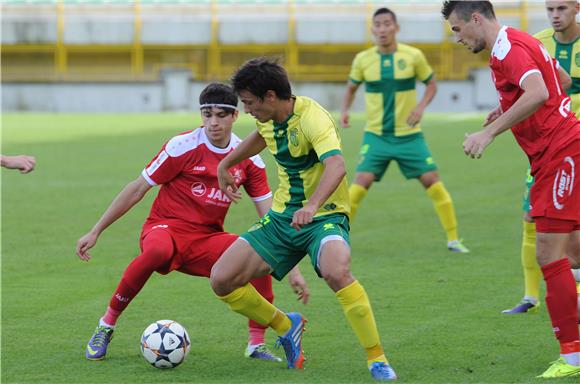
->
xmin=140 ymin=320 xmax=190 ymax=368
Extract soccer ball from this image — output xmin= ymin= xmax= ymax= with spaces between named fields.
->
xmin=140 ymin=320 xmax=190 ymax=368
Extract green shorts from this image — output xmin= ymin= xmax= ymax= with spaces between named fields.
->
xmin=240 ymin=211 xmax=350 ymax=281
xmin=356 ymin=132 xmax=438 ymax=181
xmin=522 ymin=167 xmax=535 ymax=213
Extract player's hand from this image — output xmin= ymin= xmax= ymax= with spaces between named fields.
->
xmin=217 ymin=164 xmax=242 ymax=203
xmin=406 ymin=107 xmax=424 ymax=127
xmin=463 ymin=130 xmax=494 ymax=159
xmin=76 ymin=232 xmax=98 ymax=261
xmin=483 ymin=106 xmax=502 ymax=127
xmin=340 ymin=112 xmax=350 ymax=128
xmin=288 ymin=271 xmax=310 ymax=305
xmin=291 ymin=205 xmax=316 ymax=231
xmin=2 ymin=155 xmax=36 ymax=173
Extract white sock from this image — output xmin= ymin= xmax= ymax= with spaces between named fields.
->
xmin=99 ymin=317 xmax=115 ymax=329
xmin=522 ymin=296 xmax=538 ymax=305
xmin=561 ymin=351 xmax=580 ymax=366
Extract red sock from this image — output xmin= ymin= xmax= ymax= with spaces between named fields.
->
xmin=102 ymin=230 xmax=174 ymax=325
xmin=247 ymin=274 xmax=274 ymax=345
xmin=541 ymin=258 xmax=580 ymax=347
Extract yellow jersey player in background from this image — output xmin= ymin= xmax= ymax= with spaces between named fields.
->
xmin=502 ymin=0 xmax=580 ymax=315
xmin=340 ymin=7 xmax=469 ymax=254
xmin=210 ymin=58 xmax=397 ymax=381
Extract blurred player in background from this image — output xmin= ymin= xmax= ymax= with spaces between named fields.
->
xmin=340 ymin=7 xmax=469 ymax=254
xmin=76 ymin=83 xmax=309 ymax=362
xmin=503 ymin=0 xmax=580 ymax=315
xmin=0 ymin=154 xmax=36 ymax=173
xmin=211 ymin=58 xmax=397 ymax=381
xmin=443 ymin=1 xmax=580 ymax=378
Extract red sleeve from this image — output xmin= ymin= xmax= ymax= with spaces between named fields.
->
xmin=500 ymin=43 xmax=542 ymax=88
xmin=141 ymin=143 xmax=187 ymax=186
xmin=241 ymin=155 xmax=271 ymax=201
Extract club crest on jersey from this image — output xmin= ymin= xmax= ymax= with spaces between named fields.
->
xmin=191 ymin=182 xmax=207 ymax=197
xmin=289 ymin=128 xmax=299 ymax=146
xmin=231 ymin=168 xmax=243 ymax=184
xmin=397 ymin=59 xmax=406 ymax=70
xmin=552 ymin=156 xmax=575 ymax=210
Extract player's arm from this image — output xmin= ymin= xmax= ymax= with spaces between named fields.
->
xmin=252 ymin=196 xmax=272 ymax=217
xmin=340 ymin=80 xmax=361 ymax=128
xmin=287 ymin=265 xmax=310 ymax=304
xmin=218 ymin=130 xmax=267 ymax=202
xmin=463 ymin=72 xmax=548 ymax=159
xmin=407 ymin=76 xmax=437 ymax=127
xmin=291 ymin=154 xmax=346 ymax=230
xmin=558 ymin=65 xmax=572 ymax=90
xmin=0 ymin=154 xmax=36 ymax=173
xmin=76 ymin=175 xmax=152 ymax=261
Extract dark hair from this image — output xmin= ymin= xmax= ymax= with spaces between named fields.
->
xmin=199 ymin=82 xmax=238 ymax=114
xmin=441 ymin=1 xmax=496 ymax=21
xmin=373 ymin=7 xmax=397 ymax=24
xmin=231 ymin=57 xmax=292 ymax=100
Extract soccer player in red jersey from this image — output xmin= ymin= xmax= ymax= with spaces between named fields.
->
xmin=442 ymin=1 xmax=580 ymax=378
xmin=76 ymin=83 xmax=309 ymax=362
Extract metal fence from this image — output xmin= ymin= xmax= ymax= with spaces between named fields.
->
xmin=1 ymin=0 xmax=547 ymax=82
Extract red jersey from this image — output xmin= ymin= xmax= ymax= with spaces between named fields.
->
xmin=141 ymin=127 xmax=271 ymax=231
xmin=489 ymin=26 xmax=580 ymax=175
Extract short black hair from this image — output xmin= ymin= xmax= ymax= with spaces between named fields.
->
xmin=231 ymin=57 xmax=292 ymax=100
xmin=373 ymin=7 xmax=397 ymax=24
xmin=441 ymin=1 xmax=496 ymax=21
xmin=199 ymin=82 xmax=238 ymax=114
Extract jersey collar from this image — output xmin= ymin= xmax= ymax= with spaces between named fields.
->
xmin=491 ymin=25 xmax=510 ymax=60
xmin=200 ymin=126 xmax=234 ymax=154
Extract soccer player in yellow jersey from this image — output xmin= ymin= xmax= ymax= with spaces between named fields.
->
xmin=503 ymin=0 xmax=580 ymax=315
xmin=341 ymin=7 xmax=469 ymax=253
xmin=210 ymin=58 xmax=397 ymax=381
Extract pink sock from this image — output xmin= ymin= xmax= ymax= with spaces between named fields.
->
xmin=102 ymin=306 xmax=122 ymax=327
xmin=248 ymin=326 xmax=266 ymax=346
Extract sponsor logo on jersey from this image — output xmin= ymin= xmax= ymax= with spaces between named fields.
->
xmin=552 ymin=156 xmax=575 ymax=210
xmin=383 ymin=59 xmax=391 ymax=67
xmin=191 ymin=182 xmax=207 ymax=196
xmin=575 ymin=52 xmax=580 ymax=67
xmin=146 ymin=150 xmax=169 ymax=176
xmin=152 ymin=224 xmax=168 ymax=229
xmin=193 ymin=166 xmax=206 ymax=172
xmin=559 ymin=97 xmax=571 ymax=118
xmin=207 ymin=188 xmax=231 ymax=203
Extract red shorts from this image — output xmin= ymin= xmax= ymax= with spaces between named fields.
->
xmin=140 ymin=219 xmax=238 ymax=277
xmin=530 ymin=145 xmax=580 ymax=233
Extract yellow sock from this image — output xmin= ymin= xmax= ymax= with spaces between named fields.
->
xmin=521 ymin=221 xmax=540 ymax=300
xmin=349 ymin=184 xmax=368 ymax=221
xmin=426 ymin=181 xmax=458 ymax=242
xmin=217 ymin=284 xmax=291 ymax=336
xmin=336 ymin=280 xmax=388 ymax=365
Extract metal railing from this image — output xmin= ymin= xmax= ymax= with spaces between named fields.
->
xmin=1 ymin=0 xmax=538 ymax=82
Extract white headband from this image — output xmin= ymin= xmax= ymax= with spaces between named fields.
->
xmin=200 ymin=103 xmax=238 ymax=111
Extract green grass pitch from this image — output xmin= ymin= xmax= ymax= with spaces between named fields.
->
xmin=1 ymin=112 xmax=576 ymax=383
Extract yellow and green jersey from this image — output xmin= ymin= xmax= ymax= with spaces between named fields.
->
xmin=256 ymin=96 xmax=350 ymax=218
xmin=348 ymin=43 xmax=433 ymax=139
xmin=534 ymin=27 xmax=580 ymax=115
